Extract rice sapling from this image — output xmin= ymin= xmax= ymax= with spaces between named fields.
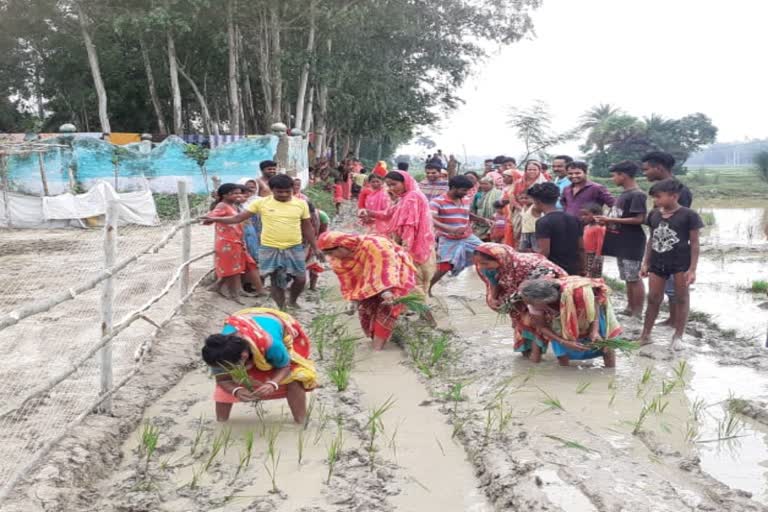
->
xmin=139 ymin=420 xmax=161 ymax=476
xmin=243 ymin=430 xmax=255 ymax=467
xmin=204 ymin=428 xmax=229 ymax=471
xmin=326 ymin=429 xmax=344 ymax=484
xmin=263 ymin=424 xmax=282 ymax=493
xmin=297 ymin=429 xmax=307 ymax=466
xmin=495 ymin=396 xmax=514 ymax=433
xmin=537 ymin=387 xmax=565 ymax=411
xmin=190 ymin=463 xmax=205 ymax=490
xmin=391 ymin=292 xmax=430 ymax=315
xmin=190 ymin=414 xmax=205 ymax=457
xmin=576 ymin=381 xmax=592 ymax=394
xmin=365 ymin=395 xmax=396 ymax=471
xmin=223 ymin=362 xmax=254 ymax=391
xmin=674 ymin=359 xmax=688 ymax=385
xmin=590 ymin=337 xmax=640 ymax=352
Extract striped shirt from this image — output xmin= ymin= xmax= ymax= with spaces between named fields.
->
xmin=429 ymin=193 xmax=472 ymax=239
xmin=419 ymin=179 xmax=449 ymax=201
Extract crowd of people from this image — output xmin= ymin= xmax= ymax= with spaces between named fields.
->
xmin=198 ymin=149 xmax=703 ymax=423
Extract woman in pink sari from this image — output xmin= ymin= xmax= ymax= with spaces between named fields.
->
xmin=358 ymin=173 xmax=391 ymax=234
xmin=361 ymin=170 xmax=435 ymax=302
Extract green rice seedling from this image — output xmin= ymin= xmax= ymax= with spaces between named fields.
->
xmin=684 ymin=421 xmax=698 ymax=443
xmin=222 ymin=426 xmax=233 ymax=455
xmin=189 ymin=463 xmax=205 ymax=490
xmin=537 ymin=387 xmax=565 ymax=411
xmin=590 ymin=338 xmax=640 ymax=352
xmin=297 ymin=429 xmax=307 ymax=466
xmin=609 ymin=391 xmax=616 ymax=406
xmin=660 ymin=379 xmax=676 ymax=396
xmin=204 ymin=428 xmax=229 ymax=471
xmin=435 ymin=436 xmax=446 ymax=456
xmin=313 ymin=404 xmax=330 ymax=445
xmin=232 ymin=449 xmax=249 ymax=484
xmin=388 ymin=421 xmax=401 ymax=462
xmin=451 ymin=415 xmax=468 ymax=439
xmin=392 ymin=292 xmax=430 ymax=314
xmin=263 ymin=424 xmax=282 ymax=494
xmin=190 ymin=414 xmax=205 ymax=457
xmin=495 ymin=396 xmax=514 ymax=433
xmin=576 ymin=381 xmax=591 ymax=394
xmin=254 ymin=402 xmax=268 ymax=436
xmin=429 ymin=333 xmax=450 ymax=367
xmin=483 ymin=408 xmax=494 ymax=442
xmin=640 ymin=367 xmax=653 ymax=385
xmin=243 ymin=430 xmax=255 ymax=467
xmin=365 ymin=396 xmax=396 ymax=471
xmin=326 ymin=430 xmax=344 ymax=484
xmin=750 ymin=280 xmax=768 ymax=294
xmin=607 ymin=377 xmax=616 ymax=390
xmin=223 ymin=362 xmax=254 ymax=391
xmin=673 ymin=360 xmax=688 ymax=384
xmin=543 ymin=434 xmax=595 ymax=453
xmin=717 ymin=411 xmax=743 ymax=440
xmin=303 ymin=394 xmax=316 ymax=429
xmin=139 ymin=420 xmax=161 ymax=475
xmin=631 ymin=402 xmax=653 ymax=435
xmin=691 ymin=397 xmax=707 ymax=422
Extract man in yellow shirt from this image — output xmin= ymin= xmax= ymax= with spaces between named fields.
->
xmin=203 ymin=174 xmax=321 ymax=309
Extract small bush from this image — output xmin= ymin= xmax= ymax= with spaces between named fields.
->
xmin=750 ymin=280 xmax=768 ymax=294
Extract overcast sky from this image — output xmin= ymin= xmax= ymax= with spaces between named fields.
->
xmin=405 ymin=0 xmax=768 ymax=160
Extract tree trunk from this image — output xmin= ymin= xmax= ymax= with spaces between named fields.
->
xmin=302 ymin=85 xmax=314 ymax=134
xmin=176 ymin=61 xmax=212 ymax=136
xmin=294 ymin=0 xmax=315 ymax=130
xmin=268 ymin=2 xmax=282 ymax=125
xmin=167 ymin=30 xmax=182 ymax=135
xmin=139 ymin=33 xmax=167 ymax=135
xmin=355 ymin=135 xmax=362 ymax=158
xmin=315 ymin=81 xmax=328 ymax=158
xmin=77 ymin=2 xmax=110 ymax=133
xmin=227 ymin=0 xmax=241 ymax=135
xmin=342 ymin=134 xmax=351 ymax=159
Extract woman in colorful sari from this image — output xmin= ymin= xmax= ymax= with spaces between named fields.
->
xmin=518 ymin=277 xmax=622 ymax=367
xmin=319 ymin=231 xmax=416 ymax=350
xmin=201 ymin=307 xmax=317 ymax=423
xmin=473 ymin=243 xmax=567 ymax=361
xmin=360 ymin=171 xmax=435 ymax=301
xmin=504 ymin=161 xmax=549 ymax=246
xmin=470 ymin=176 xmax=503 ymax=240
xmin=357 ymin=168 xmax=391 ymax=235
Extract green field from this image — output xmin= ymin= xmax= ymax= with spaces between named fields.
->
xmin=591 ymin=166 xmax=768 ymax=200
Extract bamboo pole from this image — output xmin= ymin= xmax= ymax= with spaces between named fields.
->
xmin=178 ymin=180 xmax=191 ymax=298
xmin=37 ymin=152 xmax=49 ymax=197
xmin=0 ymin=250 xmax=213 ymax=421
xmin=0 ymin=268 xmax=212 ymax=505
xmin=97 ymin=200 xmax=118 ymax=414
xmin=0 ymin=218 xmax=198 ymax=332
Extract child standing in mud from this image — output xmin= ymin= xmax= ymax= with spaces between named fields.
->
xmin=639 ymin=178 xmax=703 ymax=351
xmin=579 ymin=203 xmax=606 ymax=278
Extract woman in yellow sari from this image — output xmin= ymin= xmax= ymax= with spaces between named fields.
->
xmin=202 ymin=307 xmax=317 ymax=423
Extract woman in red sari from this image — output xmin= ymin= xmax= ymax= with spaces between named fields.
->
xmin=319 ymin=231 xmax=416 ymax=350
xmin=504 ymin=161 xmax=549 ymax=246
xmin=473 ymin=243 xmax=567 ymax=362
xmin=357 ymin=164 xmax=391 ymax=235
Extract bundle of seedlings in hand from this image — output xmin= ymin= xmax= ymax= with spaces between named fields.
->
xmin=589 ymin=337 xmax=640 ymax=352
xmin=391 ymin=292 xmax=430 ymax=315
xmin=365 ymin=396 xmax=396 ymax=471
xmin=223 ymin=362 xmax=254 ymax=391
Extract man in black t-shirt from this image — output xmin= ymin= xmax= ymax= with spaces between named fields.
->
xmin=641 ymin=151 xmax=693 ymax=327
xmin=639 ymin=178 xmax=703 ymax=352
xmin=528 ymin=182 xmax=584 ymax=275
xmin=597 ymin=161 xmax=647 ymax=318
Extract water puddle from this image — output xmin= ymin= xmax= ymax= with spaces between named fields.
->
xmin=534 ymin=469 xmax=598 ymax=512
xmin=687 ymin=356 xmax=768 ymax=503
xmin=698 ymin=206 xmax=768 ymax=247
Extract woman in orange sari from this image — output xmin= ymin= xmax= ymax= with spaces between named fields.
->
xmin=202 ymin=307 xmax=317 ymax=423
xmin=504 ymin=160 xmax=549 ymax=246
xmin=357 ymin=163 xmax=391 ymax=235
xmin=319 ymin=231 xmax=416 ymax=350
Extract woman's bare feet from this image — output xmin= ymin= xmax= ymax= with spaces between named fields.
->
xmin=669 ymin=336 xmax=684 ymax=352
xmin=638 ymin=336 xmax=654 ymax=346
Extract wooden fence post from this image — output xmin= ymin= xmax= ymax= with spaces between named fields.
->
xmin=178 ymin=180 xmax=191 ymax=298
xmin=37 ymin=152 xmax=50 ymax=197
xmin=98 ymin=200 xmax=118 ymax=414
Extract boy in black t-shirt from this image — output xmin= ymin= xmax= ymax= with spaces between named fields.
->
xmin=529 ymin=182 xmax=584 ymax=276
xmin=596 ymin=161 xmax=647 ymax=318
xmin=639 ymin=178 xmax=703 ymax=351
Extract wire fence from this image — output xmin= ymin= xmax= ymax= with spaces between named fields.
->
xmin=0 ymin=182 xmax=214 ymax=502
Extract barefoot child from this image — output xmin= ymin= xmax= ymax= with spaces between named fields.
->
xmin=596 ymin=161 xmax=647 ymax=317
xmin=579 ymin=203 xmax=606 ymax=278
xmin=202 ymin=308 xmax=317 ymax=423
xmin=207 ymin=183 xmax=260 ymax=301
xmin=639 ymin=178 xmax=703 ymax=350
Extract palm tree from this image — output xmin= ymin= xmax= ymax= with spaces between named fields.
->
xmin=579 ymin=104 xmax=623 ymax=152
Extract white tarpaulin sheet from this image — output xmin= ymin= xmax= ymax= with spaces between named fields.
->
xmin=1 ymin=181 xmax=158 ymax=228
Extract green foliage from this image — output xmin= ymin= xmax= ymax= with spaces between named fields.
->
xmin=508 ymin=101 xmax=579 ymax=162
xmin=580 ymin=106 xmax=718 ymax=177
xmin=304 ymin=184 xmax=335 ymax=220
xmin=697 ymin=210 xmax=716 ymax=226
xmin=603 ymin=276 xmax=626 ymax=292
xmin=153 ymin=193 xmax=210 ymax=221
xmin=749 ymin=280 xmax=768 ymax=294
xmin=184 ymin=144 xmax=210 ymax=167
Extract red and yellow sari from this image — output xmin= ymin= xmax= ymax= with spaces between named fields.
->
xmin=319 ymin=231 xmax=416 ymax=341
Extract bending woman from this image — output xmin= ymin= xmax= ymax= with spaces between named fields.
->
xmin=319 ymin=231 xmax=416 ymax=350
xmin=473 ymin=243 xmax=567 ymax=360
xmin=518 ymin=277 xmax=622 ymax=367
xmin=201 ymin=307 xmax=317 ymax=423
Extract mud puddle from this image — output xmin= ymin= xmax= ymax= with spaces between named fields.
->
xmin=430 ymin=269 xmax=768 ymax=510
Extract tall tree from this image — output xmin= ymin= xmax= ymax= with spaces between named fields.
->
xmin=76 ymin=1 xmax=110 ymax=133
xmin=226 ymin=0 xmax=241 ymax=134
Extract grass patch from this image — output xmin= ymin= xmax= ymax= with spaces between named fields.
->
xmin=749 ymin=280 xmax=768 ymax=294
xmin=304 ymin=184 xmax=336 ymax=219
